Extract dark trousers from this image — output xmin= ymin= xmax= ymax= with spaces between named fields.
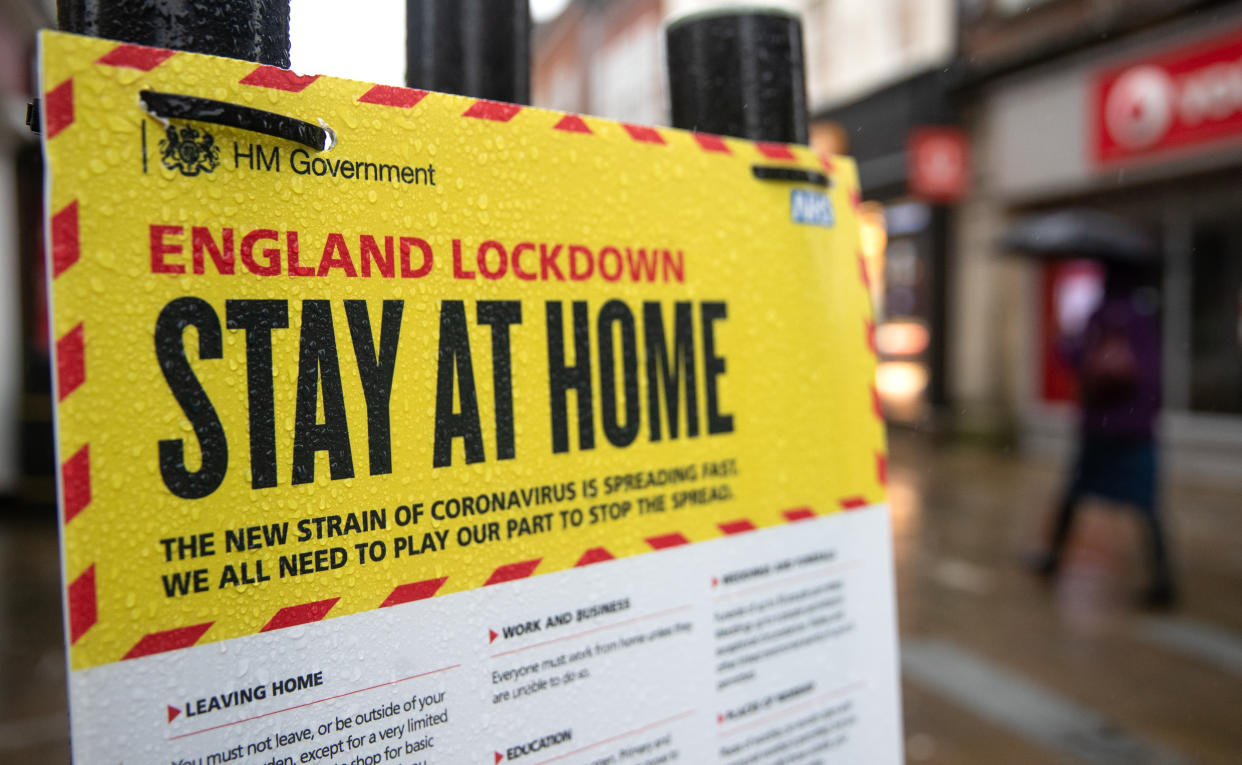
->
xmin=1049 ymin=490 xmax=1173 ymax=589
xmin=1049 ymin=435 xmax=1173 ymax=590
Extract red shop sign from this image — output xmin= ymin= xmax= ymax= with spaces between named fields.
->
xmin=1093 ymin=27 xmax=1242 ymax=165
xmin=908 ymin=127 xmax=969 ymax=202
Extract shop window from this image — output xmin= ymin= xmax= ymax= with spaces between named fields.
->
xmin=1190 ymin=220 xmax=1242 ymax=413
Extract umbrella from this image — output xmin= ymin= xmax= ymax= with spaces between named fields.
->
xmin=1000 ymin=209 xmax=1158 ymax=263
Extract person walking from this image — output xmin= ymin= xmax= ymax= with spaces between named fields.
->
xmin=1033 ymin=263 xmax=1176 ymax=608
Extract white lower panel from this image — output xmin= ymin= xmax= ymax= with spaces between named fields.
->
xmin=70 ymin=506 xmax=902 ymax=764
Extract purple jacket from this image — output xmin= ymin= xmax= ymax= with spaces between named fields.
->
xmin=1066 ymin=284 xmax=1162 ymax=438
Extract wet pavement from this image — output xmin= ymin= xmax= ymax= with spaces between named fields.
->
xmin=0 ymin=508 xmax=69 ymax=762
xmin=892 ymin=433 xmax=1242 ymax=764
xmin=2 ymin=432 xmax=1240 ymax=762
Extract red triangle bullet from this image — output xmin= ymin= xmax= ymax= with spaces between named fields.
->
xmin=489 ymin=629 xmax=499 ymax=644
xmin=167 ymin=705 xmax=181 ymax=723
xmin=495 ymin=752 xmax=504 ymax=764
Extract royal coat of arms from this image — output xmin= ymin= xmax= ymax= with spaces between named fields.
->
xmin=158 ymin=124 xmax=220 ymax=177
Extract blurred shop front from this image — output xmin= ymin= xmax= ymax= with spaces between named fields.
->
xmin=813 ymin=69 xmax=961 ymax=428
xmin=959 ymin=4 xmax=1242 ymax=476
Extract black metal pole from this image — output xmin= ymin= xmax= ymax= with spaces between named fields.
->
xmin=57 ymin=0 xmax=290 ymax=66
xmin=406 ymin=0 xmax=531 ymax=103
xmin=28 ymin=3 xmax=289 ymax=507
xmin=666 ymin=9 xmax=808 ymax=144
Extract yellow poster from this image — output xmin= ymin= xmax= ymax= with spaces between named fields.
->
xmin=41 ymin=30 xmax=885 ymax=680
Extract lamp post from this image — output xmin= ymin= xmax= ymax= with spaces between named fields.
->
xmin=406 ymin=0 xmax=531 ymax=104
xmin=666 ymin=9 xmax=808 ymax=144
xmin=57 ymin=0 xmax=290 ymax=65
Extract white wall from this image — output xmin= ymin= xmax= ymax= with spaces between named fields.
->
xmin=590 ymin=12 xmax=667 ymax=125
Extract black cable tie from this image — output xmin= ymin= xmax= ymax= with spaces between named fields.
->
xmin=751 ymin=165 xmax=830 ymax=187
xmin=26 ymin=100 xmax=40 ymax=133
xmin=139 ymin=90 xmax=334 ymax=151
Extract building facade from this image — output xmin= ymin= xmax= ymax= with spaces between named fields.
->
xmin=533 ymin=0 xmax=667 ymax=125
xmin=533 ymin=0 xmax=955 ymax=129
xmin=1 ymin=0 xmax=53 ymax=500
xmin=955 ymin=0 xmax=1242 ymax=477
xmin=807 ymin=1 xmax=958 ymax=426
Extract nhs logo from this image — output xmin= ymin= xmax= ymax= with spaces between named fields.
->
xmin=790 ymin=189 xmax=835 ymax=228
